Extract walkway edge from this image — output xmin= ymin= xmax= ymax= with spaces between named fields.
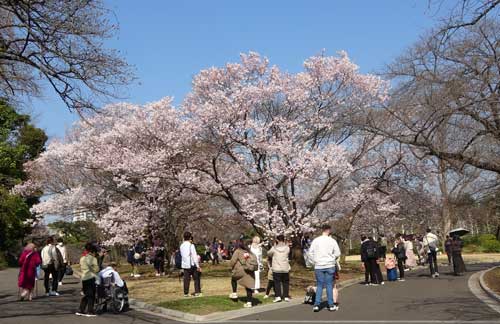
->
xmin=468 ymin=268 xmax=500 ymax=315
xmin=130 ymin=275 xmax=365 ymax=323
xmin=479 ymin=266 xmax=500 ymax=302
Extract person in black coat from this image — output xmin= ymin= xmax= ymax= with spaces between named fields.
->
xmin=391 ymin=235 xmax=407 ymax=281
xmin=450 ymin=235 xmax=466 ymax=276
xmin=361 ymin=235 xmax=384 ymax=285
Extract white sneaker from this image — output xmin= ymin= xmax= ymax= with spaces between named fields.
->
xmin=273 ymin=297 xmax=282 ymax=303
xmin=398 ymin=278 xmax=405 ymax=282
xmin=435 ymin=272 xmax=440 ymax=277
xmin=284 ymin=297 xmax=290 ymax=302
xmin=130 ymin=273 xmax=134 ymax=277
xmin=58 ymin=282 xmax=63 ymax=286
xmin=155 ymin=273 xmax=160 ymax=277
xmin=263 ymin=295 xmax=269 ymax=299
xmin=134 ymin=274 xmax=141 ymax=278
xmin=83 ymin=313 xmax=97 ymax=317
xmin=381 ymin=281 xmax=385 ymax=285
xmin=243 ymin=302 xmax=252 ymax=308
xmin=75 ymin=312 xmax=84 ymax=316
xmin=328 ymin=305 xmax=339 ymax=311
xmin=49 ymin=291 xmax=60 ymax=296
xmin=313 ymin=306 xmax=320 ymax=312
xmin=229 ymin=292 xmax=238 ymax=299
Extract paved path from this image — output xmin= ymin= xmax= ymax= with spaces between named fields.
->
xmin=236 ymin=263 xmax=500 ymax=323
xmin=0 ymin=267 xmax=176 ymax=324
xmin=1 ymin=262 xmax=499 ymax=323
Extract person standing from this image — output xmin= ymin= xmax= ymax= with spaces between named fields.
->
xmin=250 ymin=236 xmax=263 ymax=294
xmin=423 ymin=228 xmax=439 ymax=278
xmin=180 ymin=232 xmax=202 ymax=297
xmin=263 ymin=256 xmax=275 ymax=299
xmin=392 ymin=236 xmax=406 ymax=282
xmin=450 ymin=235 xmax=466 ymax=276
xmin=152 ymin=240 xmax=165 ymax=276
xmin=210 ymin=238 xmax=219 ymax=265
xmin=56 ymin=238 xmax=69 ymax=286
xmin=267 ymin=235 xmax=291 ymax=303
xmin=41 ymin=237 xmax=63 ymax=296
xmin=378 ymin=234 xmax=387 ymax=261
xmin=444 ymin=235 xmax=453 ymax=266
xmin=361 ymin=235 xmax=383 ymax=285
xmin=403 ymin=235 xmax=417 ymax=270
xmin=309 ymin=224 xmax=341 ymax=312
xmin=76 ymin=243 xmax=99 ymax=317
xmin=229 ymin=240 xmax=256 ymax=308
xmin=18 ymin=243 xmax=42 ymax=301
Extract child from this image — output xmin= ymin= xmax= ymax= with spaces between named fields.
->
xmin=263 ymin=257 xmax=274 ymax=299
xmin=385 ymin=257 xmax=397 ymax=281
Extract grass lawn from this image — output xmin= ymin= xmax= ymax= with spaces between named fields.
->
xmin=483 ymin=267 xmax=500 ymax=295
xmin=157 ymin=294 xmax=272 ymax=315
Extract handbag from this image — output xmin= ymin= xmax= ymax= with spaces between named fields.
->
xmin=65 ymin=265 xmax=74 ymax=276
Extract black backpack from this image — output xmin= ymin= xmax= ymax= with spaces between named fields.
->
xmin=174 ymin=251 xmax=182 ymax=269
xmin=366 ymin=241 xmax=378 ymax=259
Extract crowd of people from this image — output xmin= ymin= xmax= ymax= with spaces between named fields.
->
xmin=15 ymin=225 xmax=468 ymax=315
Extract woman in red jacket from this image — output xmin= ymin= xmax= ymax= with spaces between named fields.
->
xmin=18 ymin=243 xmax=42 ymax=301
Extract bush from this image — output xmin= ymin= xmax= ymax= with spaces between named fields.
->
xmin=482 ymin=240 xmax=500 ymax=253
xmin=462 ymin=234 xmax=500 ymax=253
xmin=0 ymin=254 xmax=7 ymax=270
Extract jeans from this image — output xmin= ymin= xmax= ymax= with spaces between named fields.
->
xmin=428 ymin=250 xmax=438 ymax=275
xmin=183 ymin=267 xmax=201 ymax=295
xmin=314 ymin=267 xmax=335 ymax=307
xmin=273 ymin=272 xmax=290 ymax=299
xmin=80 ymin=278 xmax=96 ymax=314
xmin=43 ymin=264 xmax=58 ymax=293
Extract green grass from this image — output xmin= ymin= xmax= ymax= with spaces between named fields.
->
xmin=156 ymin=294 xmax=273 ymax=315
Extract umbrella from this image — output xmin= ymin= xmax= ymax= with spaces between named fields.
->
xmin=449 ymin=228 xmax=470 ymax=237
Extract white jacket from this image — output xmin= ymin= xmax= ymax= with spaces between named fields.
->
xmin=309 ymin=235 xmax=341 ymax=270
xmin=180 ymin=241 xmax=199 ymax=269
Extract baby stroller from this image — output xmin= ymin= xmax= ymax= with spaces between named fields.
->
xmin=95 ymin=275 xmax=129 ymax=314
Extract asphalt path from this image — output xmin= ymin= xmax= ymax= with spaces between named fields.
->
xmin=1 ymin=262 xmax=499 ymax=324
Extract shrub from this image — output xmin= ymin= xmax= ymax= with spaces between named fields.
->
xmin=482 ymin=240 xmax=500 ymax=253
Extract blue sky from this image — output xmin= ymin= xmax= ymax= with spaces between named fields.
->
xmin=31 ymin=0 xmax=449 ymax=139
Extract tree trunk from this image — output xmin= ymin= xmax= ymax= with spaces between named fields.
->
xmin=291 ymin=236 xmax=305 ymax=266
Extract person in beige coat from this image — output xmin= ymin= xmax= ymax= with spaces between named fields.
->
xmin=229 ymin=240 xmax=256 ymax=308
xmin=267 ymin=234 xmax=291 ymax=303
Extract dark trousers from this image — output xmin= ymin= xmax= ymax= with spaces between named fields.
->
xmin=154 ymin=259 xmax=164 ymax=273
xmin=80 ymin=278 xmax=96 ymax=314
xmin=212 ymin=253 xmax=219 ymax=265
xmin=364 ymin=259 xmax=383 ymax=284
xmin=43 ymin=264 xmax=59 ymax=293
xmin=397 ymin=258 xmax=405 ymax=279
xmin=446 ymin=252 xmax=452 ymax=265
xmin=273 ymin=272 xmax=289 ymax=299
xmin=364 ymin=261 xmax=371 ymax=283
xmin=231 ymin=278 xmax=252 ymax=299
xmin=183 ymin=267 xmax=201 ymax=295
xmin=428 ymin=250 xmax=438 ymax=275
xmin=265 ymin=280 xmax=274 ymax=296
xmin=58 ymin=263 xmax=67 ymax=282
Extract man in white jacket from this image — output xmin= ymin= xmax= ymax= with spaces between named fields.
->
xmin=309 ymin=224 xmax=341 ymax=312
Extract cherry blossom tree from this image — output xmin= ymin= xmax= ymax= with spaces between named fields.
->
xmin=15 ymin=98 xmax=202 ymax=250
xmin=180 ymin=52 xmax=397 ymax=245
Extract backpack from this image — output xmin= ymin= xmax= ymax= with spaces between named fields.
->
xmin=366 ymin=241 xmax=378 ymax=259
xmin=174 ymin=251 xmax=182 ymax=269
